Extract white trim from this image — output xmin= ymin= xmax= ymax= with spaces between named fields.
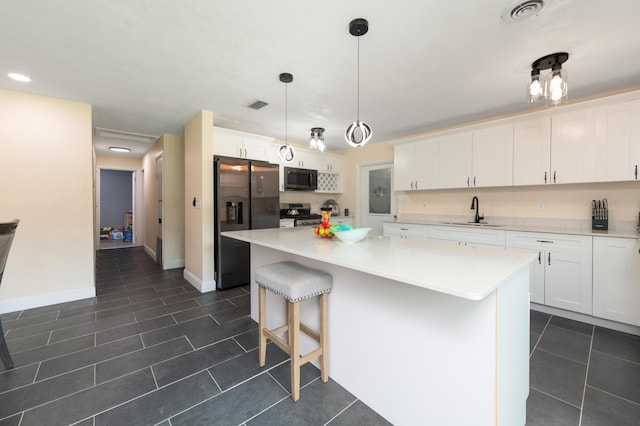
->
xmin=0 ymin=288 xmax=96 ymax=314
xmin=183 ymin=268 xmax=216 ymax=293
xmin=163 ymin=259 xmax=185 ymax=270
xmin=531 ymin=303 xmax=640 ymax=336
xmin=144 ymin=244 xmax=156 ymax=260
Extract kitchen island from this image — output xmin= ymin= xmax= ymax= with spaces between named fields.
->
xmin=223 ymin=227 xmax=535 ymax=425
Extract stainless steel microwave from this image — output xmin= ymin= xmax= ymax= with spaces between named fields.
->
xmin=284 ymin=167 xmax=318 ymax=190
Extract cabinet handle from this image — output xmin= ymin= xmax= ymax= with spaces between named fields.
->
xmin=553 ymin=171 xmax=556 ymax=183
xmin=467 ymin=177 xmax=470 ymax=187
xmin=548 ymin=252 xmax=551 ymax=265
xmin=400 ymin=228 xmax=408 ymax=231
xmin=473 ymin=176 xmax=476 ymax=187
xmin=635 ymin=165 xmax=638 ymax=179
xmin=544 ymin=171 xmax=547 ymax=184
xmin=415 ymin=180 xmax=418 ymax=189
xmin=536 ymin=240 xmax=554 ymax=243
xmin=538 ymin=251 xmax=541 ymax=264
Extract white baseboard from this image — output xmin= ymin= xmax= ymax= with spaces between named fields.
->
xmin=531 ymin=303 xmax=640 ymax=336
xmin=0 ymin=287 xmax=96 ymax=314
xmin=163 ymin=259 xmax=185 ymax=270
xmin=183 ymin=269 xmax=216 ymax=293
xmin=144 ymin=245 xmax=156 ymax=261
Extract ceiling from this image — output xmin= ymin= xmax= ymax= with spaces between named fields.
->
xmin=2 ymin=0 xmax=640 ymax=157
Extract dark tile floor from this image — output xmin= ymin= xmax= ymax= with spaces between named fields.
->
xmin=528 ymin=310 xmax=640 ymax=426
xmin=1 ymin=247 xmax=639 ymax=425
xmin=0 ymin=247 xmax=390 ymax=426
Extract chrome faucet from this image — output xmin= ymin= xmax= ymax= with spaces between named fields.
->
xmin=470 ymin=196 xmax=484 ymax=223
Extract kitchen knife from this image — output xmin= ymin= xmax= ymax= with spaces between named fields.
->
xmin=592 ymin=200 xmax=596 ymax=219
xmin=603 ymin=199 xmax=608 ymax=220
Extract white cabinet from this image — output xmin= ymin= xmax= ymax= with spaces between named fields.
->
xmin=506 ymin=232 xmax=592 ymax=314
xmin=513 ymin=117 xmax=551 ymax=186
xmin=428 ymin=225 xmax=506 ymax=248
xmin=435 ymin=125 xmax=513 ymax=189
xmin=213 ymin=127 xmax=274 ymax=162
xmin=332 ymin=217 xmax=353 ymax=226
xmin=594 ymin=99 xmax=640 ymax=182
xmin=592 ymin=237 xmax=640 ymax=326
xmin=436 ymin=132 xmax=473 ymax=189
xmin=316 ymin=153 xmax=343 ymax=173
xmin=383 ymin=222 xmax=429 ymax=239
xmin=550 ymin=109 xmax=597 ymax=184
xmin=394 ymin=137 xmax=438 ymax=190
xmin=472 ymin=124 xmax=514 ymax=187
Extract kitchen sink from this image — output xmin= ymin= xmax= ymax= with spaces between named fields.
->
xmin=441 ymin=222 xmax=505 ymax=227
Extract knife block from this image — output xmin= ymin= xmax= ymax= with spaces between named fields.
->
xmin=592 ymin=218 xmax=608 ymax=231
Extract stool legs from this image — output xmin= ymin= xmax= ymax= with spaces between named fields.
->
xmin=0 ymin=319 xmax=14 ymax=370
xmin=319 ymin=292 xmax=328 ymax=383
xmin=289 ymin=301 xmax=301 ymax=401
xmin=258 ymin=286 xmax=267 ymax=367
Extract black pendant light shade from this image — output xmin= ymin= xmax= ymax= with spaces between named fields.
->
xmin=345 ymin=18 xmax=372 ymax=148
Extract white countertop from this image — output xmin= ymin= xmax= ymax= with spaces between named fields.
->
xmin=222 ymin=227 xmax=535 ymax=301
xmin=387 ymin=216 xmax=639 ymax=239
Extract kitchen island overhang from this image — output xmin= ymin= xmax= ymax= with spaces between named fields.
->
xmin=223 ymin=227 xmax=535 ymax=425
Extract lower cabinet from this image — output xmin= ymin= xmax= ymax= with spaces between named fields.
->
xmin=593 ymin=236 xmax=640 ymax=326
xmin=383 ymin=222 xmax=429 ymax=239
xmin=428 ymin=226 xmax=506 ymax=248
xmin=506 ymin=232 xmax=593 ymax=315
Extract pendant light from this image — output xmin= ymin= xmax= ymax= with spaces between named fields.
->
xmin=345 ymin=18 xmax=372 ymax=148
xmin=309 ymin=127 xmax=326 ymax=152
xmin=278 ymin=72 xmax=296 ymax=163
xmin=527 ymin=52 xmax=569 ymax=106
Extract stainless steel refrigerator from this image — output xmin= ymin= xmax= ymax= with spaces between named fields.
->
xmin=214 ymin=156 xmax=279 ymax=290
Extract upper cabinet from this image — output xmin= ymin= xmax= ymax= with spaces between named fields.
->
xmin=213 ymin=127 xmax=274 ymax=162
xmin=316 ymin=153 xmax=343 ymax=173
xmin=594 ymin=99 xmax=640 ymax=182
xmin=550 ymin=108 xmax=597 ymax=184
xmin=394 ymin=137 xmax=438 ymax=190
xmin=436 ymin=132 xmax=472 ymax=189
xmin=513 ymin=117 xmax=551 ymax=186
xmin=471 ymin=124 xmax=514 ymax=188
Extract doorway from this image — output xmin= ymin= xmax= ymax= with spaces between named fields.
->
xmin=97 ymin=168 xmax=140 ymax=250
xmin=357 ymin=162 xmax=396 ymax=236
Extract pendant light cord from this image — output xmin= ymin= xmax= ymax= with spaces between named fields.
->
xmin=356 ymin=36 xmax=360 ymax=122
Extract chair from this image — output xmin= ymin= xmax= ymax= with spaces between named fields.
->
xmin=0 ymin=219 xmax=20 ymax=370
xmin=256 ymin=261 xmax=332 ymax=401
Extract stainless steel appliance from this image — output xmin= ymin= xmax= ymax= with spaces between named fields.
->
xmin=280 ymin=203 xmax=323 ymax=227
xmin=283 ymin=167 xmax=318 ymax=191
xmin=214 ymin=156 xmax=280 ymax=290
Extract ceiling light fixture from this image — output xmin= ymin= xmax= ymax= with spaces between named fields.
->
xmin=277 ymin=72 xmax=296 ymax=163
xmin=109 ymin=147 xmax=131 ymax=153
xmin=527 ymin=52 xmax=569 ymax=106
xmin=345 ymin=18 xmax=372 ymax=148
xmin=8 ymin=73 xmax=31 ymax=82
xmin=309 ymin=127 xmax=326 ymax=152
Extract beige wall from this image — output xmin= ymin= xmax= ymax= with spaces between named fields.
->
xmin=184 ymin=111 xmax=215 ymax=291
xmin=0 ymin=89 xmax=95 ymax=312
xmin=96 ymin=154 xmax=142 ymax=170
xmin=142 ymin=137 xmax=163 ymax=258
xmin=162 ymin=134 xmax=185 ymax=268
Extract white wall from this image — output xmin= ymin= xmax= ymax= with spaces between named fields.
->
xmin=0 ymin=89 xmax=95 ymax=313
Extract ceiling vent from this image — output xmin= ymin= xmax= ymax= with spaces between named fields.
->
xmin=501 ymin=0 xmax=547 ymax=22
xmin=248 ymin=100 xmax=269 ymax=110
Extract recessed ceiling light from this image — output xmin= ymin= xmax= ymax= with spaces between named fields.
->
xmin=8 ymin=73 xmax=31 ymax=82
xmin=109 ymin=147 xmax=131 ymax=153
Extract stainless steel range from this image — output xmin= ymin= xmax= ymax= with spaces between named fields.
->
xmin=279 ymin=203 xmax=322 ymax=227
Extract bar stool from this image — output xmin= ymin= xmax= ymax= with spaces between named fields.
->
xmin=256 ymin=261 xmax=332 ymax=401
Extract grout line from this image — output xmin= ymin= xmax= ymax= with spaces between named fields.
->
xmin=324 ymin=398 xmax=359 ymax=425
xmin=529 ymin=386 xmax=582 ymax=410
xmin=589 ymin=348 xmax=640 ymax=366
xmin=578 ymin=325 xmax=595 ymax=425
xmin=585 ymin=384 xmax=640 ymax=407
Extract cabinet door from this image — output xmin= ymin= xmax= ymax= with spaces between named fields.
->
xmin=292 ymin=148 xmax=319 ymax=170
xmin=472 ymin=124 xmax=514 ymax=187
xmin=437 ymin=132 xmax=472 ymax=189
xmin=594 ymin=100 xmax=640 ymax=182
xmin=213 ymin=128 xmax=243 ymax=158
xmin=319 ymin=154 xmax=342 ymax=173
xmin=242 ymin=136 xmax=269 ymax=161
xmin=513 ymin=117 xmax=551 ymax=186
xmin=383 ymin=222 xmax=429 ymax=239
xmin=393 ymin=142 xmax=415 ymax=190
xmin=414 ymin=138 xmax=438 ymax=190
xmin=428 ymin=226 xmax=506 ymax=247
xmin=550 ymin=109 xmax=597 ymax=184
xmin=593 ymin=237 xmax=640 ymax=325
xmin=543 ymin=235 xmax=593 ymax=315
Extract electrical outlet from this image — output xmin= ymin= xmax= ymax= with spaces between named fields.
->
xmin=536 ymin=200 xmax=544 ymax=211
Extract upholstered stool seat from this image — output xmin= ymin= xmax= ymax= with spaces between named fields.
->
xmin=256 ymin=261 xmax=332 ymax=401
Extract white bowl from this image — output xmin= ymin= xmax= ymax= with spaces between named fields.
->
xmin=333 ymin=227 xmax=372 ymax=243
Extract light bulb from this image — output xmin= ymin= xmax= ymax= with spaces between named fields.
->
xmin=529 ymin=79 xmax=542 ymax=97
